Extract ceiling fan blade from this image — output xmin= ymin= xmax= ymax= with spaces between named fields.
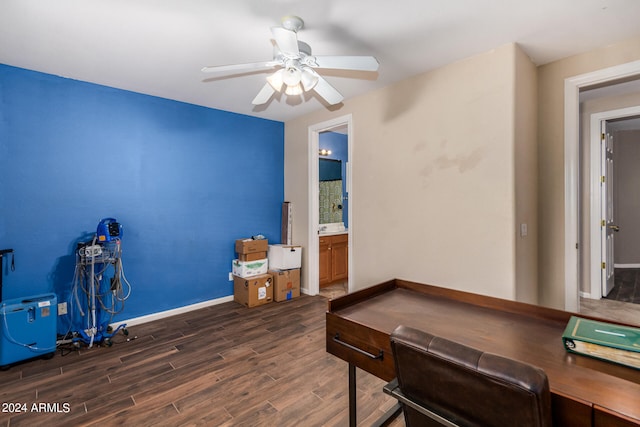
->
xmin=201 ymin=60 xmax=280 ymax=75
xmin=312 ymin=75 xmax=344 ymax=105
xmin=252 ymin=83 xmax=276 ymax=105
xmin=312 ymin=55 xmax=379 ymax=72
xmin=271 ymin=27 xmax=299 ymax=57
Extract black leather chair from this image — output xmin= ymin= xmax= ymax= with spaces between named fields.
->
xmin=386 ymin=325 xmax=553 ymax=427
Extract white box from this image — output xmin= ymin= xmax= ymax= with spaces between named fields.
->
xmin=268 ymin=244 xmax=302 ymax=270
xmin=232 ymin=258 xmax=268 ymax=278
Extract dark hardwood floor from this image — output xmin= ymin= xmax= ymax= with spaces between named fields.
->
xmin=605 ymin=268 xmax=640 ymax=304
xmin=0 ymin=294 xmax=402 ymax=426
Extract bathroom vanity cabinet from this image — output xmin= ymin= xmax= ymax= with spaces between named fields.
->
xmin=319 ymin=233 xmax=348 ymax=287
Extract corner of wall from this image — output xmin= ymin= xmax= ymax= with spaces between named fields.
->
xmin=513 ymin=44 xmax=539 ymax=304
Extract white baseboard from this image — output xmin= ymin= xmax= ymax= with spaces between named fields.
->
xmin=579 ymin=291 xmax=592 ymax=299
xmin=614 ymin=263 xmax=640 ymax=269
xmin=109 ymin=295 xmax=234 ymax=330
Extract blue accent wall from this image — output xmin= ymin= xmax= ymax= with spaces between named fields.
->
xmin=0 ymin=64 xmax=284 ymax=326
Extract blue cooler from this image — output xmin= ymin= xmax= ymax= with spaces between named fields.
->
xmin=0 ymin=293 xmax=57 ymax=367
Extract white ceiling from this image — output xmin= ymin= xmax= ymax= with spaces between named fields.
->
xmin=2 ymin=0 xmax=640 ymax=123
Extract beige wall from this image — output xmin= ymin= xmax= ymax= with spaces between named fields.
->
xmin=286 ymin=43 xmax=537 ymax=301
xmin=537 ymin=35 xmax=640 ymax=308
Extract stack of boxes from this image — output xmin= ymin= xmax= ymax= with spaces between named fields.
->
xmin=233 ymin=238 xmax=272 ymax=308
xmin=268 ymin=244 xmax=302 ymax=302
xmin=232 ymin=238 xmax=303 ymax=307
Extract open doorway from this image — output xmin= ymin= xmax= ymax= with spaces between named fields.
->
xmin=587 ymin=108 xmax=640 ymax=301
xmin=564 ymin=60 xmax=640 ymax=312
xmin=307 ymin=115 xmax=353 ymax=297
xmin=588 ymin=112 xmax=640 ymax=304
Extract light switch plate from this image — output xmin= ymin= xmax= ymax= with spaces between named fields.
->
xmin=520 ymin=223 xmax=528 ymax=237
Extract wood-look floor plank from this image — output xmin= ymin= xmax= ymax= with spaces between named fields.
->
xmin=217 ymin=400 xmax=278 ymax=427
xmin=87 ymin=400 xmax=179 ymax=427
xmin=269 ymin=391 xmax=336 ymax=427
xmin=168 ymin=399 xmax=233 ymax=426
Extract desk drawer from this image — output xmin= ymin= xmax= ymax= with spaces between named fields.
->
xmin=326 ymin=313 xmax=395 ymax=381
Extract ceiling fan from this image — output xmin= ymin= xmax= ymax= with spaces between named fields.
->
xmin=201 ymin=16 xmax=379 ymax=106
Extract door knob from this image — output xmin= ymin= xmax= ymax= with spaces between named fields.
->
xmin=609 ymin=225 xmax=620 ymax=232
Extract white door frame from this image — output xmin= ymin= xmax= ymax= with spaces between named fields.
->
xmin=564 ymin=60 xmax=640 ymax=311
xmin=589 ymin=106 xmax=640 ymax=300
xmin=307 ymin=114 xmax=353 ymax=296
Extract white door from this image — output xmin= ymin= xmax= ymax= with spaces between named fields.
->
xmin=601 ymin=121 xmax=617 ymax=296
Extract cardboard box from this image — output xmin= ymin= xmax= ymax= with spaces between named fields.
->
xmin=235 ymin=238 xmax=268 ymax=254
xmin=239 ymin=251 xmax=267 ymax=262
xmin=232 ymin=258 xmax=268 ymax=278
xmin=234 ymin=274 xmax=273 ymax=307
xmin=268 ymin=244 xmax=302 ymax=270
xmin=270 ymin=268 xmax=300 ymax=302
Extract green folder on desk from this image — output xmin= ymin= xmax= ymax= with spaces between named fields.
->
xmin=562 ymin=316 xmax=640 ymax=369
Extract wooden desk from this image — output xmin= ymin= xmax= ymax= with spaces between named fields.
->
xmin=326 ymin=279 xmax=640 ymax=427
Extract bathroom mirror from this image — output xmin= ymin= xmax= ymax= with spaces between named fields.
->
xmin=318 ymin=130 xmax=349 ymax=227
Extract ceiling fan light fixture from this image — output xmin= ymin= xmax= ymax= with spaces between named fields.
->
xmin=285 ymin=83 xmax=303 ymax=96
xmin=300 ymin=68 xmax=319 ymax=91
xmin=282 ymin=65 xmax=301 ymax=87
xmin=266 ymin=69 xmax=284 ymax=91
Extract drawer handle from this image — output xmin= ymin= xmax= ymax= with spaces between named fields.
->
xmin=333 ymin=333 xmax=384 ymax=360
